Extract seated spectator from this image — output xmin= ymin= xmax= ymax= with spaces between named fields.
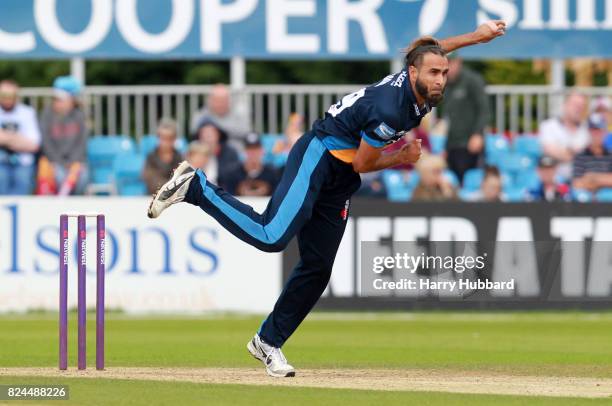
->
xmin=142 ymin=118 xmax=183 ymax=194
xmin=197 ymin=120 xmax=240 ymax=188
xmin=384 ymin=127 xmax=431 ymax=170
xmin=0 ymin=79 xmax=41 ymax=195
xmin=273 ymin=113 xmax=304 ymax=157
xmin=412 ymin=154 xmax=457 ymax=201
xmin=539 ymin=93 xmax=590 ymax=179
xmin=190 ymin=84 xmax=249 ymax=146
xmin=471 ymin=166 xmax=503 ymax=202
xmin=528 ymin=156 xmax=570 ymax=201
xmin=39 ymin=76 xmax=88 ymax=195
xmin=186 ymin=141 xmax=211 ymax=170
xmin=572 ymin=114 xmax=612 ymax=193
xmin=224 ymin=133 xmax=280 ymax=196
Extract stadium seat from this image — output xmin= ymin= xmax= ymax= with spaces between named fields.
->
xmin=485 ymin=134 xmax=510 ymax=165
xmin=513 ymin=168 xmax=542 ymax=191
xmin=382 ymin=170 xmax=417 ymax=202
xmin=87 ymin=135 xmax=136 ymax=193
xmin=443 ymin=169 xmax=459 ymax=187
xmin=260 ymin=133 xmax=283 ymax=165
xmin=462 ymin=168 xmax=484 ymax=191
xmin=571 ymin=188 xmax=593 ymax=202
xmin=596 ymin=188 xmax=612 ymax=202
xmin=513 ymin=135 xmax=542 ymax=159
xmin=503 ymin=187 xmax=527 ymax=202
xmin=113 ymin=152 xmax=146 ymax=196
xmin=139 ymin=134 xmax=188 ymax=156
xmin=498 ymin=152 xmax=535 ymax=174
xmin=428 ymin=135 xmax=446 ymax=155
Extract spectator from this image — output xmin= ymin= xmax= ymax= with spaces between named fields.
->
xmin=197 ymin=120 xmax=240 ymax=188
xmin=539 ymin=93 xmax=589 ymax=180
xmin=273 ymin=113 xmax=304 ymax=157
xmin=0 ymin=79 xmax=41 ymax=195
xmin=142 ymin=118 xmax=183 ymax=194
xmin=412 ymin=154 xmax=457 ymax=201
xmin=572 ymin=114 xmax=612 ymax=193
xmin=224 ymin=132 xmax=280 ymax=196
xmin=190 ymin=84 xmax=249 ymax=146
xmin=528 ymin=156 xmax=570 ymax=202
xmin=472 ymin=166 xmax=504 ymax=202
xmin=39 ymin=76 xmax=88 ymax=195
xmin=186 ymin=141 xmax=211 ymax=171
xmin=590 ymin=96 xmax=610 ymax=127
xmin=441 ymin=53 xmax=489 ymax=183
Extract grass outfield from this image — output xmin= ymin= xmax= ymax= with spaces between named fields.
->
xmin=0 ymin=312 xmax=611 ymax=405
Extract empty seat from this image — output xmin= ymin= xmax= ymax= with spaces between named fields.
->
xmin=113 ymin=152 xmax=146 ymax=196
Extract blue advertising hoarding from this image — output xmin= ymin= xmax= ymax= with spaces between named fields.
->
xmin=0 ymin=0 xmax=611 ymax=59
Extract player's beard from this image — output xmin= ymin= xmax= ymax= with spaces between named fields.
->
xmin=415 ymin=76 xmax=444 ymax=107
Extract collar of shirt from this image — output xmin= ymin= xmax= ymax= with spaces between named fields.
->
xmin=403 ymin=70 xmax=430 ymax=120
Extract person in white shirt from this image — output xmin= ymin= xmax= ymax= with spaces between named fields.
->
xmin=538 ymin=93 xmax=589 ymax=180
xmin=0 ymin=80 xmax=41 ymax=194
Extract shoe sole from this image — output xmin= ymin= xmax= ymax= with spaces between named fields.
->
xmin=147 ymin=161 xmax=192 ymax=219
xmin=246 ymin=341 xmax=295 ymax=378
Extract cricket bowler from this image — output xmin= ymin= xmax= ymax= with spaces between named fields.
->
xmin=148 ymin=21 xmax=506 ymax=378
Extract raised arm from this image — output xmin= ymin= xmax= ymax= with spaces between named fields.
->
xmin=438 ymin=20 xmax=506 ymax=53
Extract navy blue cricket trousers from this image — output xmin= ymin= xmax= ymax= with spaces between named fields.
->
xmin=185 ymin=131 xmax=361 ymax=347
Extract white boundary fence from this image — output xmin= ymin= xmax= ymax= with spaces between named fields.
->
xmin=20 ymin=85 xmax=612 ymax=139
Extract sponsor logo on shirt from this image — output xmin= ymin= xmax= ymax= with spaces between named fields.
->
xmin=391 ymin=71 xmax=407 ymax=88
xmin=374 ymin=122 xmax=396 ymax=140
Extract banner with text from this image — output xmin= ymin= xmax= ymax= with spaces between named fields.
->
xmin=282 ymin=201 xmax=612 ymax=310
xmin=0 ymin=0 xmax=611 ymax=59
xmin=0 ymin=197 xmax=281 ymax=314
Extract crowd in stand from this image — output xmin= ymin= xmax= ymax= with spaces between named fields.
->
xmin=0 ymin=70 xmax=611 ymax=202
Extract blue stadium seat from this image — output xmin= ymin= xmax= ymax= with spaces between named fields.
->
xmin=429 ymin=135 xmax=446 ymax=155
xmin=571 ymin=188 xmax=593 ymax=202
xmin=596 ymin=188 xmax=612 ymax=202
xmin=113 ymin=152 xmax=146 ymax=196
xmin=513 ymin=168 xmax=542 ymax=191
xmin=462 ymin=168 xmax=484 ymax=191
xmin=382 ymin=170 xmax=416 ymax=202
xmin=139 ymin=134 xmax=188 ymax=157
xmin=503 ymin=187 xmax=527 ymax=202
xmin=513 ymin=135 xmax=542 ymax=159
xmin=498 ymin=152 xmax=535 ymax=174
xmin=485 ymin=134 xmax=510 ymax=165
xmin=443 ymin=169 xmax=459 ymax=187
xmin=260 ymin=133 xmax=283 ymax=165
xmin=88 ymin=135 xmax=136 ymax=188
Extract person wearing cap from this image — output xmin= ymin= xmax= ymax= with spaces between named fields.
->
xmin=572 ymin=114 xmax=612 ymax=193
xmin=39 ymin=76 xmax=88 ymax=195
xmin=440 ymin=52 xmax=489 ymax=183
xmin=528 ymin=156 xmax=570 ymax=202
xmin=224 ymin=132 xmax=280 ymax=196
xmin=0 ymin=79 xmax=41 ymax=194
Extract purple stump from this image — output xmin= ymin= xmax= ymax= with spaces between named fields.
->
xmin=77 ymin=215 xmax=86 ymax=370
xmin=96 ymin=215 xmax=105 ymax=370
xmin=59 ymin=215 xmax=68 ymax=370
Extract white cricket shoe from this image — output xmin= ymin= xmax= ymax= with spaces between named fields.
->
xmin=147 ymin=161 xmax=196 ymax=219
xmin=247 ymin=334 xmax=295 ymax=378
